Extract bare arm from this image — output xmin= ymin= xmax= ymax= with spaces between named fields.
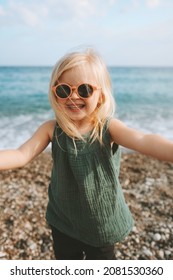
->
xmin=109 ymin=118 xmax=173 ymax=162
xmin=0 ymin=120 xmax=56 ymax=170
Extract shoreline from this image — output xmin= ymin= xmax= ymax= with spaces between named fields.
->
xmin=0 ymin=151 xmax=173 ymax=260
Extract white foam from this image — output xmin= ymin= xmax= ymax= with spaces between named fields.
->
xmin=0 ymin=108 xmax=172 ymax=150
xmin=0 ymin=111 xmax=53 ymax=149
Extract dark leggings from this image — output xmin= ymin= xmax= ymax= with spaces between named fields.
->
xmin=51 ymin=226 xmax=116 ymax=260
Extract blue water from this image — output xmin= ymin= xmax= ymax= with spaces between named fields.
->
xmin=0 ymin=66 xmax=173 ymax=149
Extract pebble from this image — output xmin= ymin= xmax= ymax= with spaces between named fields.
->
xmin=157 ymin=250 xmax=164 ymax=259
xmin=145 ymin=178 xmax=155 ymax=186
xmin=165 ymin=250 xmax=171 ymax=257
xmin=0 ymin=252 xmax=7 ymax=259
xmin=153 ymin=233 xmax=161 ymax=241
xmin=25 ymin=222 xmax=33 ymax=231
xmin=27 ymin=241 xmax=37 ymax=251
xmin=142 ymin=247 xmax=153 ymax=257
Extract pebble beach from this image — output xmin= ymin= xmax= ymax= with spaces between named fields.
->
xmin=0 ymin=151 xmax=173 ymax=260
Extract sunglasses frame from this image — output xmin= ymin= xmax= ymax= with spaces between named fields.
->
xmin=52 ymin=83 xmax=101 ymax=99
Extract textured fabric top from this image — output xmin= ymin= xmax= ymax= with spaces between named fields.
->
xmin=46 ymin=120 xmax=134 ymax=246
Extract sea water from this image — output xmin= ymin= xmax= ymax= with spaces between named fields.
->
xmin=0 ymin=66 xmax=173 ymax=149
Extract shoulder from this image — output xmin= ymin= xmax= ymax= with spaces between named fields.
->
xmin=108 ymin=118 xmax=126 ymax=129
xmin=108 ymin=118 xmax=127 ymax=144
xmin=108 ymin=118 xmax=145 ymax=150
xmin=40 ymin=119 xmax=56 ymax=141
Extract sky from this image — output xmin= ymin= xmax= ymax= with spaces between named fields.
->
xmin=0 ymin=0 xmax=173 ymax=66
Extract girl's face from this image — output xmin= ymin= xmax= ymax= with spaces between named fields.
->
xmin=57 ymin=64 xmax=102 ymax=128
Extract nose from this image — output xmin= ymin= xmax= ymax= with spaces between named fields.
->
xmin=70 ymin=89 xmax=79 ymax=99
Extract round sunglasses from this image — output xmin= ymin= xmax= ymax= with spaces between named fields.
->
xmin=52 ymin=83 xmax=101 ymax=99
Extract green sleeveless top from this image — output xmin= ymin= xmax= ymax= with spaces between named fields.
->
xmin=46 ymin=120 xmax=134 ymax=246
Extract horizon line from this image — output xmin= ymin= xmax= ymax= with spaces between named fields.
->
xmin=0 ymin=64 xmax=173 ymax=68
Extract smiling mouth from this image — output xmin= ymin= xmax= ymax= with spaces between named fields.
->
xmin=66 ymin=104 xmax=85 ymax=110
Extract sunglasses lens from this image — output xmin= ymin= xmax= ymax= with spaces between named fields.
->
xmin=56 ymin=84 xmax=71 ymax=98
xmin=78 ymin=84 xmax=93 ymax=98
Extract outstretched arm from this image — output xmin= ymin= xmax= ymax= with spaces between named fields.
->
xmin=109 ymin=118 xmax=173 ymax=162
xmin=0 ymin=120 xmax=56 ymax=170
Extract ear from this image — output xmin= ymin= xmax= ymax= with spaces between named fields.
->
xmin=98 ymin=93 xmax=105 ymax=107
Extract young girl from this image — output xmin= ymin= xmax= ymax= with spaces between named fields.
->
xmin=0 ymin=49 xmax=173 ymax=260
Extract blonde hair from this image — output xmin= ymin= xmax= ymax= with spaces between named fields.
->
xmin=49 ymin=48 xmax=116 ymax=144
